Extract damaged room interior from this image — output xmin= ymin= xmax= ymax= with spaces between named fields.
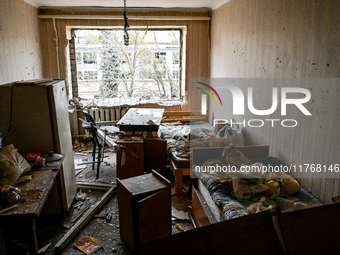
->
xmin=0 ymin=0 xmax=339 ymax=254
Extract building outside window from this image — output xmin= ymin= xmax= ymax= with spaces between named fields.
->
xmin=72 ymin=28 xmax=185 ymax=101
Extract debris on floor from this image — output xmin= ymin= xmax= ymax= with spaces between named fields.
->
xmin=75 ymin=192 xmax=87 ymax=202
xmin=54 ymin=185 xmax=116 ymax=253
xmin=75 ymin=235 xmax=103 ymax=255
xmin=38 ymin=243 xmax=51 ymax=254
xmin=37 ymin=141 xmax=193 ymax=254
xmin=70 ymin=203 xmax=91 ymax=223
xmin=172 ymin=206 xmax=190 ymax=221
xmin=74 ymin=159 xmax=87 ymax=170
xmin=175 ymin=223 xmax=185 ymax=232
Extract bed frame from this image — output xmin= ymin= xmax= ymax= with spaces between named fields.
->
xmin=136 ymin=145 xmax=340 ymax=254
xmin=138 ymin=202 xmax=340 ymax=255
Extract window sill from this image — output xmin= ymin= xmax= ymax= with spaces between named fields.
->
xmin=69 ymin=96 xmax=186 ymax=109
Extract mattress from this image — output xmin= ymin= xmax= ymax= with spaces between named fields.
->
xmin=194 ymin=168 xmax=323 ymax=222
xmin=158 ymin=121 xmax=214 ymax=140
xmin=170 ymin=151 xmax=190 ymax=168
xmin=159 ymin=121 xmax=214 ymax=168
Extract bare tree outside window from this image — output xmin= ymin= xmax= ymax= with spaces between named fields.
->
xmin=74 ymin=28 xmax=182 ymax=101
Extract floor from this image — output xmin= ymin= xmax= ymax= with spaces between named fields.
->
xmin=36 ymin=140 xmax=193 ymax=255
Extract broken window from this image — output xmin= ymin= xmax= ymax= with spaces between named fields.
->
xmin=70 ymin=27 xmax=185 ymax=102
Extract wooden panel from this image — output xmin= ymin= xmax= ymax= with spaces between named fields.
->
xmin=144 ymin=138 xmax=167 ymax=176
xmin=197 ymin=179 xmax=225 ymax=222
xmin=0 ymin=84 xmax=55 ymax=155
xmin=116 ymin=141 xmax=144 ymax=179
xmin=0 ymin=0 xmax=43 ymax=85
xmin=138 ymin=190 xmax=171 ymax=244
xmin=49 ymin=80 xmax=77 ymax=209
xmin=162 ymin=110 xmax=207 ymax=122
xmin=279 ymin=203 xmax=340 ymax=255
xmin=210 ymin=0 xmax=340 ymax=204
xmin=139 ymin=208 xmax=284 ymax=255
xmin=191 ymin=186 xmax=213 ymax=227
xmin=211 ymin=0 xmax=340 ymax=78
xmin=117 ymin=179 xmax=135 ymax=253
xmin=117 ymin=138 xmax=167 ymax=179
xmin=118 ymin=172 xmax=169 ymax=197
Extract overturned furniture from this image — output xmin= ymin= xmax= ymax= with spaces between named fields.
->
xmin=139 ymin=202 xmax=340 ymax=255
xmin=0 ymin=79 xmax=76 ymax=211
xmin=139 ymin=147 xmax=340 ymax=255
xmin=117 ymin=170 xmax=171 ymax=254
xmin=156 ymin=145 xmax=340 ymax=255
xmin=116 ymin=137 xmax=167 ymax=179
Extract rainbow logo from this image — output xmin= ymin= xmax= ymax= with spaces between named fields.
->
xmin=196 ymin=82 xmax=223 ymax=106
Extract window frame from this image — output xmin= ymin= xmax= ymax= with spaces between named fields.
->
xmin=69 ymin=26 xmax=187 ymax=102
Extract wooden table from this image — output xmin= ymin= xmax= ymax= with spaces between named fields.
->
xmin=0 ymin=168 xmax=63 ymax=255
xmin=169 ymin=159 xmax=191 ymax=196
xmin=117 ymin=108 xmax=164 ymax=132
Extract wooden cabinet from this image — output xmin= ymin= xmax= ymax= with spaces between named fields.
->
xmin=117 ymin=170 xmax=171 ymax=254
xmin=116 ymin=138 xmax=167 ymax=179
xmin=0 ymin=79 xmax=76 ymax=211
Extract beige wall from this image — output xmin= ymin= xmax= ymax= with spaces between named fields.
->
xmin=211 ymin=0 xmax=339 ymax=78
xmin=210 ymin=0 xmax=340 ymax=204
xmin=0 ymin=0 xmax=43 ymax=84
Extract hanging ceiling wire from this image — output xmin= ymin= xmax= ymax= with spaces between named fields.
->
xmin=123 ymin=0 xmax=130 ymax=46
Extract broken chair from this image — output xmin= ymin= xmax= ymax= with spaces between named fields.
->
xmin=80 ymin=111 xmax=108 ymax=179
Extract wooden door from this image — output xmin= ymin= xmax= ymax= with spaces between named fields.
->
xmin=117 ymin=141 xmax=144 ymax=179
xmin=144 ymin=138 xmax=167 ymax=176
xmin=49 ymin=80 xmax=76 ymax=210
xmin=138 ymin=189 xmax=171 ymax=244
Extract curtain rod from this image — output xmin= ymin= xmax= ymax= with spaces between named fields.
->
xmin=38 ymin=15 xmax=211 ymax=21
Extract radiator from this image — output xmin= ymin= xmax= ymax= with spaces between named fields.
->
xmin=87 ymin=107 xmax=128 ymax=124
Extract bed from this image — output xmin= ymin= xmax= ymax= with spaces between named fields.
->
xmin=157 ymin=120 xmax=213 ymax=195
xmin=158 ymin=119 xmax=245 ymax=166
xmin=158 ymin=117 xmax=247 ymax=195
xmin=191 ymin=145 xmax=323 ymax=226
xmin=135 ymin=134 xmax=339 ymax=255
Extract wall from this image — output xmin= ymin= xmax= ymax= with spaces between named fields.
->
xmin=38 ymin=8 xmax=211 ymax=135
xmin=38 ymin=7 xmax=211 ymax=112
xmin=210 ymin=0 xmax=340 ymax=204
xmin=0 ymin=0 xmax=43 ymax=84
